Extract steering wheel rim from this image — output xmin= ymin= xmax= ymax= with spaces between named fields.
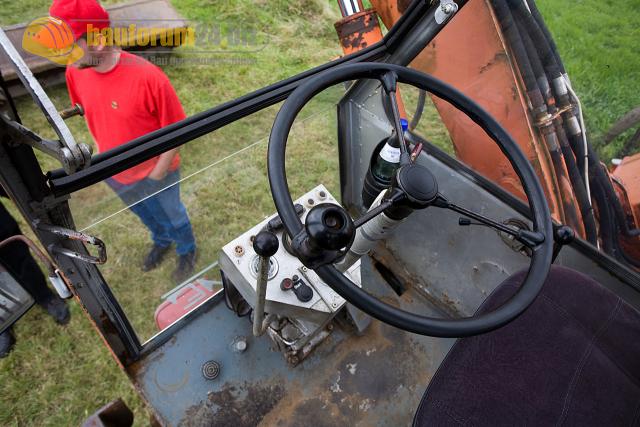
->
xmin=268 ymin=62 xmax=553 ymax=338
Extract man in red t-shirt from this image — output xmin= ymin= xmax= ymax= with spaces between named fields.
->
xmin=50 ymin=0 xmax=197 ymax=281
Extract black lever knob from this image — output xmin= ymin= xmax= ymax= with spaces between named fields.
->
xmin=554 ymin=225 xmax=575 ymax=245
xmin=253 ymin=231 xmax=279 ymax=257
xmin=552 ymin=224 xmax=575 ymax=262
xmin=305 ymin=203 xmax=355 ymax=251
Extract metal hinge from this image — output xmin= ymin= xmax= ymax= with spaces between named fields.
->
xmin=0 ymin=28 xmax=92 ymax=174
xmin=36 ymin=223 xmax=107 ymax=265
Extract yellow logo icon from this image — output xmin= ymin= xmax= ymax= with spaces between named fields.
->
xmin=22 ymin=16 xmax=84 ymax=65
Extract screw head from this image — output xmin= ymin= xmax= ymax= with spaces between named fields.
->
xmin=442 ymin=3 xmax=454 ymax=13
xmin=202 ymin=360 xmax=221 ymax=380
xmin=234 ymin=340 xmax=247 ymax=352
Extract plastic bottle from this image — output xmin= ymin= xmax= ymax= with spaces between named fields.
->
xmin=361 ymin=118 xmax=408 ymax=208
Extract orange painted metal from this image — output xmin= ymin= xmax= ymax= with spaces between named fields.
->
xmin=334 ymin=9 xmax=384 ymax=56
xmin=613 ymin=153 xmax=640 ymax=259
xmin=371 ymin=0 xmax=571 ymax=228
xmin=334 ymin=8 xmax=407 ymax=117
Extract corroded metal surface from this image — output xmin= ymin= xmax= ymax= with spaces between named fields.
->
xmin=334 ymin=10 xmax=383 ymax=56
xmin=128 ymin=258 xmax=455 ymax=426
xmin=612 ymin=153 xmax=640 ymax=262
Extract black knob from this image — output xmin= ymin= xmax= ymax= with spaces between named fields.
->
xmin=305 ymin=204 xmax=355 ymax=251
xmin=253 ymin=231 xmax=279 ymax=257
xmin=395 ymin=163 xmax=438 ymax=208
xmin=293 ymin=279 xmax=313 ymax=302
xmin=554 ymin=225 xmax=575 ymax=245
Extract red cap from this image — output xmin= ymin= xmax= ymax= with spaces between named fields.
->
xmin=49 ymin=0 xmax=110 ymax=40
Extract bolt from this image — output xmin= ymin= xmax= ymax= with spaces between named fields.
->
xmin=233 ymin=339 xmax=247 ymax=353
xmin=442 ymin=3 xmax=454 ymax=13
xmin=331 ymin=302 xmax=338 ymax=308
xmin=327 ymin=323 xmax=334 ymax=331
xmin=301 ymin=266 xmax=307 ymax=272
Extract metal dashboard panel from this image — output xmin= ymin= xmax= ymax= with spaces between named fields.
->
xmin=219 ymin=185 xmax=361 ymax=324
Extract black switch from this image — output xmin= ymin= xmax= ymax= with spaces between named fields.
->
xmin=292 ymin=276 xmax=313 ymax=302
xmin=266 ymin=204 xmax=305 ymax=232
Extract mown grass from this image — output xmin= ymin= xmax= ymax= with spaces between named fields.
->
xmin=0 ymin=0 xmax=637 ymax=425
xmin=537 ymin=0 xmax=640 ymax=160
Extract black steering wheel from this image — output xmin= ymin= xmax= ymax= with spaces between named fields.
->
xmin=267 ymin=62 xmax=553 ymax=337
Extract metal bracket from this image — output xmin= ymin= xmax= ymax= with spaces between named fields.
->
xmin=36 ymin=222 xmax=107 ymax=265
xmin=0 ymin=28 xmax=92 ymax=174
xmin=434 ymin=0 xmax=459 ymax=25
xmin=533 ymin=104 xmax=574 ymax=129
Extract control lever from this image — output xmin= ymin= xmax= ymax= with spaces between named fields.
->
xmin=265 ymin=203 xmax=304 ymax=232
xmin=252 ymin=231 xmax=279 ymax=336
xmin=551 ymin=224 xmax=575 ymax=263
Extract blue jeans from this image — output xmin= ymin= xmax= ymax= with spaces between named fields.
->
xmin=106 ymin=169 xmax=196 ymax=256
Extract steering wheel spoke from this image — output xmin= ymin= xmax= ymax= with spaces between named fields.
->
xmin=434 ymin=195 xmax=545 ymax=249
xmin=380 ymin=71 xmax=411 ymax=165
xmin=353 ymin=190 xmax=406 ymax=229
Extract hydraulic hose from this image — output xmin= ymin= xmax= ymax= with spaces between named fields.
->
xmin=510 ymin=0 xmax=562 ymax=82
xmin=518 ymin=24 xmax=551 ymax=102
xmin=556 ymin=123 xmax=598 ymax=243
xmin=521 ymin=18 xmax=596 ymax=243
xmin=409 ymin=89 xmax=426 ymax=131
xmin=506 ymin=0 xmax=639 ymax=264
xmin=492 ymin=0 xmax=566 ymax=224
xmin=494 ymin=0 xmax=587 ymax=232
xmin=524 ymin=0 xmax=566 ymax=75
xmin=492 ymin=0 xmax=539 ymax=98
xmin=510 ymin=0 xmax=598 ymax=243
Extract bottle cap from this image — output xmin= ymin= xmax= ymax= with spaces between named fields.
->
xmin=400 ymin=118 xmax=408 ymax=132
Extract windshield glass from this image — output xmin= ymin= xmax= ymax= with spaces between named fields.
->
xmin=62 ymin=87 xmax=341 ymax=342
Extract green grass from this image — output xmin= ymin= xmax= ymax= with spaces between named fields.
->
xmin=537 ymin=0 xmax=640 ymax=159
xmin=0 ymin=0 xmax=638 ymax=425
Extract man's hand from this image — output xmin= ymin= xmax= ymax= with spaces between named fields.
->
xmin=147 ymin=166 xmax=168 ymax=181
xmin=148 ymin=148 xmax=179 ymax=181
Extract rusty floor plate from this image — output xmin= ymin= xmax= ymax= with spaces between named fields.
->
xmin=129 ymin=259 xmax=456 ymax=426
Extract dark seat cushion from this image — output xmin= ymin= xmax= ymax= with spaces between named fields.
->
xmin=414 ymin=266 xmax=640 ymax=426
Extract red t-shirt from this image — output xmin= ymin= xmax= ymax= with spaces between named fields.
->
xmin=66 ymin=51 xmax=185 ymax=184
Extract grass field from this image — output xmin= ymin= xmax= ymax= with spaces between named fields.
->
xmin=0 ymin=0 xmax=638 ymax=425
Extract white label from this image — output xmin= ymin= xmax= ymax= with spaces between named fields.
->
xmin=379 ymin=143 xmax=400 ymax=163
